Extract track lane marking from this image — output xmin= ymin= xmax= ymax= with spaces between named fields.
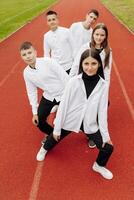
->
xmin=113 ymin=59 xmax=134 ymax=121
xmin=28 ymin=162 xmax=44 ymax=200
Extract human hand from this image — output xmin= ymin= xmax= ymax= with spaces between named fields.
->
xmin=53 ymin=134 xmax=60 ymax=142
xmin=102 ymin=140 xmax=113 ymax=147
xmin=32 ymin=114 xmax=39 ymax=126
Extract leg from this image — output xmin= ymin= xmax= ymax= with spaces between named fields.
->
xmin=90 ymin=130 xmax=113 ymax=166
xmin=89 ymin=130 xmax=114 ymax=179
xmin=36 ymin=129 xmax=71 ymax=161
xmin=37 ymin=97 xmax=56 ymax=135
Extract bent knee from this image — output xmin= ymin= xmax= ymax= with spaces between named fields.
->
xmin=103 ymin=143 xmax=114 ymax=153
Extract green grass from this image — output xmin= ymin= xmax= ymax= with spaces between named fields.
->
xmin=0 ymin=0 xmax=58 ymax=41
xmin=101 ymin=0 xmax=134 ymax=33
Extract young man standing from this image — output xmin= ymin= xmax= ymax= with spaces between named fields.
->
xmin=43 ymin=10 xmax=73 ymax=74
xmin=69 ymin=9 xmax=99 ymax=58
xmin=20 ymin=41 xmax=69 ymax=155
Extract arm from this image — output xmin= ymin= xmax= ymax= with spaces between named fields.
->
xmin=98 ymin=83 xmax=111 ymax=143
xmin=69 ymin=23 xmax=79 ymax=58
xmin=23 ymin=71 xmax=38 ymax=115
xmin=104 ymin=49 xmax=113 ymax=84
xmin=53 ymin=80 xmax=72 ymax=137
xmin=69 ymin=44 xmax=88 ymax=77
xmin=51 ymin=59 xmax=70 ymax=86
xmin=43 ymin=34 xmax=51 ymax=57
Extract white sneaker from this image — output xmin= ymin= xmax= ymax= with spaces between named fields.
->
xmin=92 ymin=162 xmax=113 ymax=180
xmin=50 ymin=105 xmax=59 ymax=113
xmin=36 ymin=146 xmax=47 ymax=161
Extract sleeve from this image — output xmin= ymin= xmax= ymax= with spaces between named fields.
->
xmin=23 ymin=71 xmax=38 ymax=115
xmin=69 ymin=45 xmax=88 ymax=77
xmin=66 ymin=29 xmax=74 ymax=58
xmin=51 ymin=59 xmax=70 ymax=87
xmin=43 ymin=34 xmax=51 ymax=57
xmin=53 ymin=80 xmax=72 ymax=135
xmin=69 ymin=23 xmax=77 ymax=58
xmin=98 ymin=83 xmax=111 ymax=143
xmin=104 ymin=49 xmax=113 ymax=84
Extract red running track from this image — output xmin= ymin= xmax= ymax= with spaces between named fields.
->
xmin=0 ymin=0 xmax=134 ymax=199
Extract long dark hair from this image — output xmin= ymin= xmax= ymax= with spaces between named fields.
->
xmin=78 ymin=49 xmax=104 ymax=78
xmin=90 ymin=23 xmax=110 ymax=68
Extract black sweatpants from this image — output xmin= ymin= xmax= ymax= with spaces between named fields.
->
xmin=37 ymin=96 xmax=59 ymax=135
xmin=43 ymin=129 xmax=113 ymax=166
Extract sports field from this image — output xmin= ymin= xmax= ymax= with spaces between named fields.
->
xmin=0 ymin=0 xmax=134 ymax=199
xmin=101 ymin=0 xmax=134 ymax=32
xmin=0 ymin=0 xmax=57 ymax=41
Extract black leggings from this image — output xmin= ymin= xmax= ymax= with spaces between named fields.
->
xmin=37 ymin=96 xmax=59 ymax=135
xmin=43 ymin=129 xmax=113 ymax=167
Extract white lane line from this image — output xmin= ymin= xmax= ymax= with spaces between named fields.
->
xmin=113 ymin=59 xmax=134 ymax=121
xmin=28 ymin=162 xmax=44 ymax=200
xmin=0 ymin=60 xmax=20 ymax=87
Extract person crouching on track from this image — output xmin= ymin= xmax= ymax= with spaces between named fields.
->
xmin=36 ymin=48 xmax=114 ymax=180
xmin=20 ymin=41 xmax=69 ymax=150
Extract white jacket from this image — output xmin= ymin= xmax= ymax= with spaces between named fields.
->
xmin=43 ymin=26 xmax=73 ymax=71
xmin=69 ymin=22 xmax=93 ymax=58
xmin=53 ymin=74 xmax=110 ymax=143
xmin=23 ymin=57 xmax=69 ymax=115
xmin=70 ymin=43 xmax=112 ymax=84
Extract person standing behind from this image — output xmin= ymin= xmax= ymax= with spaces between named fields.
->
xmin=43 ymin=10 xmax=73 ymax=74
xmin=69 ymin=9 xmax=99 ymax=58
xmin=70 ymin=23 xmax=112 ymax=148
xmin=70 ymin=23 xmax=112 ymax=83
xmin=20 ymin=41 xmax=69 ymax=145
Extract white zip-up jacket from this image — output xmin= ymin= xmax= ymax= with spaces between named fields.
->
xmin=23 ymin=57 xmax=69 ymax=115
xmin=70 ymin=43 xmax=112 ymax=84
xmin=53 ymin=74 xmax=110 ymax=143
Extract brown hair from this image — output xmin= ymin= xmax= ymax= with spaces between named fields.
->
xmin=46 ymin=10 xmax=57 ymax=16
xmin=90 ymin=23 xmax=110 ymax=68
xmin=19 ymin=41 xmax=33 ymax=51
xmin=78 ymin=48 xmax=103 ymax=75
xmin=88 ymin=9 xmax=99 ymax=18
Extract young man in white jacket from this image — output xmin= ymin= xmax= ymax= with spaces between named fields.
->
xmin=20 ymin=41 xmax=69 ymax=148
xmin=37 ymin=49 xmax=114 ymax=180
xmin=69 ymin=9 xmax=99 ymax=58
xmin=43 ymin=10 xmax=73 ymax=74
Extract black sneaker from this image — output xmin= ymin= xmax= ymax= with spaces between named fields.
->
xmin=88 ymin=140 xmax=96 ymax=148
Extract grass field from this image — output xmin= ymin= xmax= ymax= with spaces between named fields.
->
xmin=0 ymin=0 xmax=57 ymax=41
xmin=101 ymin=0 xmax=134 ymax=33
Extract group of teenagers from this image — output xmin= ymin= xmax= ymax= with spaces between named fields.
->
xmin=20 ymin=9 xmax=114 ymax=180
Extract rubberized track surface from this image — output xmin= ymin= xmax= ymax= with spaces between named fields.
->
xmin=0 ymin=0 xmax=134 ymax=199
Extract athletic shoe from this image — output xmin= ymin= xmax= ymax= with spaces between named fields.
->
xmin=88 ymin=140 xmax=96 ymax=148
xmin=36 ymin=145 xmax=47 ymax=161
xmin=50 ymin=105 xmax=59 ymax=113
xmin=92 ymin=162 xmax=113 ymax=180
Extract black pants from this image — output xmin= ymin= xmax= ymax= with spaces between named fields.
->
xmin=37 ymin=96 xmax=59 ymax=135
xmin=43 ymin=129 xmax=113 ymax=167
xmin=89 ymin=130 xmax=113 ymax=166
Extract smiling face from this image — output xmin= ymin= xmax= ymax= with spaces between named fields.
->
xmin=82 ymin=56 xmax=99 ymax=76
xmin=46 ymin=14 xmax=59 ymax=31
xmin=93 ymin=28 xmax=106 ymax=48
xmin=20 ymin=46 xmax=37 ymax=67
